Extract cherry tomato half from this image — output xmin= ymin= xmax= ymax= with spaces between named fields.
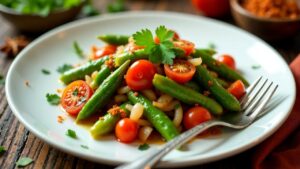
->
xmin=164 ymin=59 xmax=196 ymax=84
xmin=115 ymin=118 xmax=138 ymax=143
xmin=184 ymin=106 xmax=212 ymax=130
xmin=191 ymin=0 xmax=230 ymax=18
xmin=217 ymin=54 xmax=236 ymax=70
xmin=125 ymin=60 xmax=156 ymax=91
xmin=61 ymin=80 xmax=93 ymax=116
xmin=173 ymin=40 xmax=195 ymax=56
xmin=228 ymin=80 xmax=245 ymax=99
xmin=90 ymin=45 xmax=117 ymax=60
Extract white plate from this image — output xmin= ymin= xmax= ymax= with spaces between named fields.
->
xmin=6 ymin=11 xmax=296 ymax=167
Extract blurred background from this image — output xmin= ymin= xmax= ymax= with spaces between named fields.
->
xmin=0 ymin=0 xmax=300 ymax=169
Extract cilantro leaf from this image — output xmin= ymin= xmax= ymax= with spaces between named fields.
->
xmin=73 ymin=41 xmax=85 ymax=58
xmin=132 ymin=29 xmax=154 ymax=53
xmin=16 ymin=157 xmax=33 ymax=167
xmin=57 ymin=64 xmax=73 ymax=74
xmin=46 ymin=93 xmax=61 ymax=105
xmin=66 ymin=129 xmax=77 ymax=139
xmin=80 ymin=145 xmax=89 ymax=149
xmin=133 ymin=26 xmax=176 ymax=65
xmin=41 ymin=69 xmax=51 ymax=75
xmin=138 ymin=143 xmax=150 ymax=151
xmin=156 ymin=26 xmax=174 ymax=42
xmin=0 ymin=146 xmax=6 ymax=154
xmin=0 ymin=75 xmax=5 ymax=85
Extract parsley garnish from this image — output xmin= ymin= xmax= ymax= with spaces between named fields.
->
xmin=0 ymin=146 xmax=6 ymax=154
xmin=41 ymin=69 xmax=51 ymax=75
xmin=46 ymin=93 xmax=61 ymax=105
xmin=80 ymin=145 xmax=89 ymax=149
xmin=57 ymin=64 xmax=73 ymax=74
xmin=138 ymin=143 xmax=150 ymax=151
xmin=66 ymin=129 xmax=77 ymax=139
xmin=252 ymin=65 xmax=261 ymax=69
xmin=107 ymin=0 xmax=126 ymax=13
xmin=0 ymin=75 xmax=5 ymax=85
xmin=133 ymin=26 xmax=175 ymax=65
xmin=73 ymin=41 xmax=85 ymax=58
xmin=16 ymin=157 xmax=33 ymax=167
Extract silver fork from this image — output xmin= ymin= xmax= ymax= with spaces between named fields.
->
xmin=116 ymin=76 xmax=278 ymax=169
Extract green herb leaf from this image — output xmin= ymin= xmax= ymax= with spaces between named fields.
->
xmin=57 ymin=64 xmax=73 ymax=74
xmin=138 ymin=143 xmax=150 ymax=151
xmin=46 ymin=93 xmax=61 ymax=105
xmin=66 ymin=129 xmax=77 ymax=139
xmin=156 ymin=25 xmax=174 ymax=42
xmin=107 ymin=0 xmax=126 ymax=13
xmin=73 ymin=41 xmax=85 ymax=58
xmin=80 ymin=145 xmax=89 ymax=149
xmin=16 ymin=157 xmax=33 ymax=167
xmin=41 ymin=69 xmax=51 ymax=75
xmin=72 ymin=88 xmax=79 ymax=96
xmin=0 ymin=75 xmax=5 ymax=85
xmin=0 ymin=146 xmax=6 ymax=154
xmin=133 ymin=26 xmax=176 ymax=65
xmin=252 ymin=65 xmax=261 ymax=69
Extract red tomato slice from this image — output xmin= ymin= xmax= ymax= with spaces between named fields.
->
xmin=115 ymin=118 xmax=138 ymax=143
xmin=164 ymin=59 xmax=196 ymax=84
xmin=173 ymin=40 xmax=195 ymax=56
xmin=217 ymin=54 xmax=236 ymax=70
xmin=228 ymin=80 xmax=245 ymax=99
xmin=125 ymin=60 xmax=156 ymax=91
xmin=184 ymin=106 xmax=212 ymax=130
xmin=61 ymin=80 xmax=93 ymax=116
xmin=90 ymin=45 xmax=117 ymax=60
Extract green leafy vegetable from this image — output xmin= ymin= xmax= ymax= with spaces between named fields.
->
xmin=66 ymin=129 xmax=77 ymax=139
xmin=0 ymin=75 xmax=5 ymax=85
xmin=57 ymin=64 xmax=73 ymax=74
xmin=252 ymin=65 xmax=261 ymax=69
xmin=41 ymin=69 xmax=51 ymax=75
xmin=0 ymin=0 xmax=83 ymax=16
xmin=16 ymin=157 xmax=33 ymax=167
xmin=80 ymin=145 xmax=89 ymax=149
xmin=73 ymin=41 xmax=85 ymax=58
xmin=107 ymin=0 xmax=126 ymax=13
xmin=133 ymin=26 xmax=175 ymax=64
xmin=46 ymin=93 xmax=61 ymax=105
xmin=0 ymin=146 xmax=6 ymax=154
xmin=138 ymin=143 xmax=150 ymax=151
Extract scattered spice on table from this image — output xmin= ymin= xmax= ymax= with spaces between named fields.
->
xmin=0 ymin=36 xmax=29 ymax=57
xmin=242 ymin=0 xmax=300 ymax=19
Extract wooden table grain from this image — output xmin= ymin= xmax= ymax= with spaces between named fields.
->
xmin=0 ymin=0 xmax=299 ymax=169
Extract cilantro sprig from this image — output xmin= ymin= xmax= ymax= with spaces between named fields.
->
xmin=133 ymin=26 xmax=176 ymax=65
xmin=46 ymin=93 xmax=61 ymax=105
xmin=66 ymin=129 xmax=77 ymax=139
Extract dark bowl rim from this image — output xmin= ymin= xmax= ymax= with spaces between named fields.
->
xmin=0 ymin=0 xmax=85 ymax=17
xmin=230 ymin=0 xmax=300 ymax=23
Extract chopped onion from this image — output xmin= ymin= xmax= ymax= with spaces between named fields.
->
xmin=188 ymin=57 xmax=202 ymax=66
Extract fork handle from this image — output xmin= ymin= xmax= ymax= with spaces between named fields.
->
xmin=115 ymin=120 xmax=221 ymax=169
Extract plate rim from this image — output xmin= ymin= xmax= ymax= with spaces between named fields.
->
xmin=5 ymin=11 xmax=296 ymax=167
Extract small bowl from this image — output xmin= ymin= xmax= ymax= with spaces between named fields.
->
xmin=0 ymin=3 xmax=84 ymax=33
xmin=230 ymin=0 xmax=300 ymax=41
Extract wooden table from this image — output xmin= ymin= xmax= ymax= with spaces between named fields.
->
xmin=0 ymin=0 xmax=299 ymax=168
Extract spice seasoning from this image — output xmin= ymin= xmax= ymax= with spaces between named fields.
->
xmin=242 ymin=0 xmax=300 ymax=19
